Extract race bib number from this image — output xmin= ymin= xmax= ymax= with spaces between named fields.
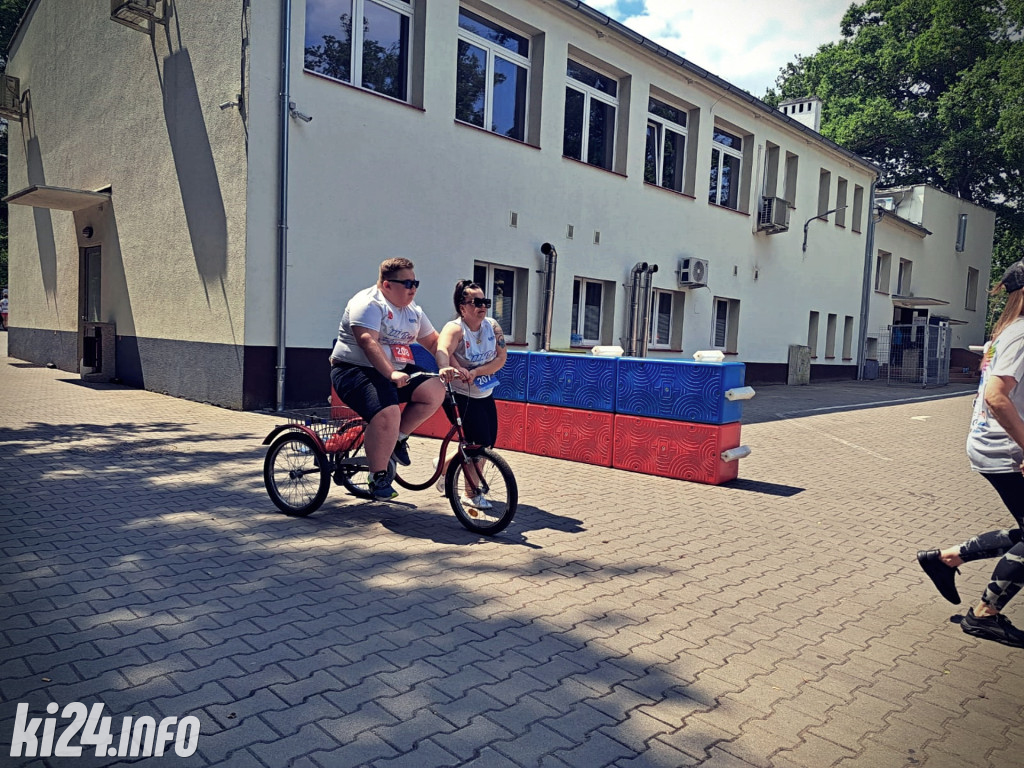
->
xmin=474 ymin=374 xmax=500 ymax=393
xmin=390 ymin=344 xmax=414 ymax=364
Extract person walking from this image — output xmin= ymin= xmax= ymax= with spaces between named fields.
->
xmin=917 ymin=259 xmax=1024 ymax=647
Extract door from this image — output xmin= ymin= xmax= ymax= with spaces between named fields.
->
xmin=79 ymin=246 xmax=101 ymax=369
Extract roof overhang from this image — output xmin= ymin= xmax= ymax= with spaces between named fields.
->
xmin=2 ymin=185 xmax=111 ymax=211
xmin=891 ymin=295 xmax=950 ymax=308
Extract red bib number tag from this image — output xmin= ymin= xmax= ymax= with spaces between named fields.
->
xmin=391 ymin=343 xmax=414 ymax=364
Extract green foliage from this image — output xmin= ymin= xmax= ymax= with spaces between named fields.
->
xmin=768 ymin=0 xmax=1023 ymax=336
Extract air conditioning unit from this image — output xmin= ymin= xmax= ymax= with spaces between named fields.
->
xmin=111 ymin=0 xmax=165 ymax=34
xmin=757 ymin=196 xmax=790 ymax=233
xmin=0 ymin=74 xmax=22 ymax=122
xmin=678 ymin=258 xmax=708 ymax=288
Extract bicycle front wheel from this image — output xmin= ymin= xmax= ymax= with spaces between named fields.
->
xmin=264 ymin=432 xmax=330 ymax=516
xmin=447 ymin=448 xmax=518 ymax=535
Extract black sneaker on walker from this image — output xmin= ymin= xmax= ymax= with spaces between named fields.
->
xmin=917 ymin=549 xmax=961 ymax=604
xmin=392 ymin=437 xmax=411 ymax=466
xmin=961 ymin=607 xmax=1024 ymax=648
xmin=368 ymin=471 xmax=398 ymax=500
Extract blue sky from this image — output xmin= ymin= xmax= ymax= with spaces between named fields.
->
xmin=586 ymin=0 xmax=855 ymax=97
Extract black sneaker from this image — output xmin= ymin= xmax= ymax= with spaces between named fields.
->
xmin=368 ymin=471 xmax=398 ymax=501
xmin=917 ymin=549 xmax=961 ymax=604
xmin=392 ymin=437 xmax=411 ymax=466
xmin=961 ymin=607 xmax=1024 ymax=648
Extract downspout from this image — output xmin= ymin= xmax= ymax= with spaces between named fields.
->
xmin=538 ymin=243 xmax=558 ymax=351
xmin=639 ymin=264 xmax=659 ymax=357
xmin=625 ymin=262 xmax=647 ymax=356
xmin=275 ymin=0 xmax=293 ymax=410
xmin=856 ymin=178 xmax=878 ymax=380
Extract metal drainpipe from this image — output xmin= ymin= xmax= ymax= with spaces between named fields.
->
xmin=275 ymin=0 xmax=293 ymax=410
xmin=639 ymin=264 xmax=659 ymax=357
xmin=626 ymin=262 xmax=647 ymax=356
xmin=539 ymin=243 xmax=557 ymax=351
xmin=856 ymin=178 xmax=878 ymax=380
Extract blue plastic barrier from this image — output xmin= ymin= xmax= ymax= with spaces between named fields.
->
xmin=493 ymin=350 xmax=529 ymax=402
xmin=615 ymin=358 xmax=747 ymax=424
xmin=527 ymin=352 xmax=616 ymax=412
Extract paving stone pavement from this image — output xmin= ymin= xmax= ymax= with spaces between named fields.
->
xmin=2 ymin=332 xmax=1022 ymax=768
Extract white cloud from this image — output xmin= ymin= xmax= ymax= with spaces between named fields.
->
xmin=599 ymin=0 xmax=851 ymax=97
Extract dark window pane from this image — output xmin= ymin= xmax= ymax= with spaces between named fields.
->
xmin=571 ymin=280 xmax=581 ymax=335
xmin=456 ymin=40 xmax=487 ymax=128
xmin=473 ymin=264 xmax=487 ymax=286
xmin=492 ymin=57 xmax=527 ymax=140
xmin=458 ymin=8 xmax=528 ymax=56
xmin=583 ymin=282 xmax=602 ymax=340
xmin=656 ymin=292 xmax=672 ymax=345
xmin=566 ymin=60 xmax=617 ymax=96
xmin=713 ymin=129 xmax=741 ymax=150
xmin=361 ymin=1 xmax=408 ymax=99
xmin=721 ymin=153 xmax=741 ymax=209
xmin=709 ymin=148 xmax=720 ymax=203
xmin=587 ymin=99 xmax=615 ymax=169
xmin=662 ymin=129 xmax=684 ymax=192
xmin=649 ymin=97 xmax=685 ymax=126
xmin=563 ymin=87 xmax=585 ymax=160
xmin=304 ymin=0 xmax=354 ymax=82
xmin=644 ymin=123 xmax=658 ymax=184
xmin=715 ymin=300 xmax=728 ymax=346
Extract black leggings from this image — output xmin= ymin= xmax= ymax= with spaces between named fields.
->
xmin=959 ymin=472 xmax=1024 ymax=611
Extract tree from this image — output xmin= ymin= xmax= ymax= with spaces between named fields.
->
xmin=766 ymin=0 xmax=1023 ymax=331
xmin=1 ymin=0 xmax=32 ymax=290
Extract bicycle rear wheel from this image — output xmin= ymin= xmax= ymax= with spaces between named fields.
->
xmin=264 ymin=432 xmax=330 ymax=516
xmin=447 ymin=448 xmax=518 ymax=535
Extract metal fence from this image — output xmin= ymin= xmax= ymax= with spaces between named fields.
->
xmin=876 ymin=323 xmax=951 ymax=387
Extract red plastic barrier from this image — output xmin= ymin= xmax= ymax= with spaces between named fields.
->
xmin=524 ymin=404 xmax=614 ymax=467
xmin=612 ymin=414 xmax=741 ymax=485
xmin=494 ymin=400 xmax=526 ymax=452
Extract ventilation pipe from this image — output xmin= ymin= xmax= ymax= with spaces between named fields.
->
xmin=274 ymin=0 xmax=294 ymax=410
xmin=625 ymin=262 xmax=647 ymax=356
xmin=638 ymin=264 xmax=659 ymax=357
xmin=538 ymin=243 xmax=558 ymax=351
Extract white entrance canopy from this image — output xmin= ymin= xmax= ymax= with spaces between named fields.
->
xmin=2 ymin=185 xmax=111 ymax=211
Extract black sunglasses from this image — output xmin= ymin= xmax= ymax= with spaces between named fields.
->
xmin=463 ymin=297 xmax=492 ymax=308
xmin=387 ymin=279 xmax=420 ymax=289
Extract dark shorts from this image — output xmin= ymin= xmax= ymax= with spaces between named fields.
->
xmin=443 ymin=393 xmax=498 ymax=448
xmin=331 ymin=361 xmax=430 ymax=422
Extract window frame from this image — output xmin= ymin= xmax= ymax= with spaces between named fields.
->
xmin=713 ymin=297 xmax=739 ymax=352
xmin=708 ymin=128 xmax=743 ymax=209
xmin=965 ymin=266 xmax=979 ymax=311
xmin=648 ymin=288 xmax=678 ymax=349
xmin=571 ymin=277 xmax=606 ymax=346
xmin=563 ymin=59 xmax=619 ymax=171
xmin=644 ymin=97 xmax=688 ymax=193
xmin=473 ymin=261 xmax=522 ymax=342
xmin=303 ymin=0 xmax=415 ymax=103
xmin=875 ymin=251 xmax=892 ymax=293
xmin=897 ymin=258 xmax=912 ymax=296
xmin=455 ymin=7 xmax=531 ymax=142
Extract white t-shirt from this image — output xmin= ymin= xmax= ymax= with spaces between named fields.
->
xmin=446 ymin=316 xmax=500 ymax=398
xmin=966 ymin=317 xmax=1024 ymax=473
xmin=330 ymin=285 xmax=434 ymax=369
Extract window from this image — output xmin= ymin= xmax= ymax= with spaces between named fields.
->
xmin=825 ymin=313 xmax=837 ymax=358
xmin=455 ymin=8 xmax=530 ymax=141
xmin=835 ymin=178 xmax=848 ymax=227
xmin=708 ymin=129 xmax=742 ymax=209
xmin=875 ymin=250 xmax=892 ymax=293
xmin=897 ymin=258 xmax=912 ymax=295
xmin=644 ymin=98 xmax=687 ymax=192
xmin=474 ymin=262 xmax=524 ymax=341
xmin=851 ymin=185 xmax=864 ymax=233
xmin=842 ymin=316 xmax=854 ymax=359
xmin=808 ymin=311 xmax=820 ymax=357
xmin=966 ymin=267 xmax=979 ymax=311
xmin=762 ymin=142 xmax=780 ymax=198
xmin=304 ymin=0 xmax=413 ymax=102
xmin=956 ymin=214 xmax=968 ymax=252
xmin=572 ymin=278 xmax=605 ymax=345
xmin=783 ymin=152 xmax=799 ymax=206
xmin=563 ymin=59 xmax=618 ymax=170
xmin=817 ymin=169 xmax=831 ymax=218
xmin=649 ymin=289 xmax=682 ymax=349
xmin=713 ymin=297 xmax=739 ymax=351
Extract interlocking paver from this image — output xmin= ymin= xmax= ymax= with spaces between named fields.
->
xmin=3 ymin=335 xmax=1022 ymax=767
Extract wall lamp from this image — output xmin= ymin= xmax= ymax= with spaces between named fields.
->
xmin=802 ymin=205 xmax=848 ymax=252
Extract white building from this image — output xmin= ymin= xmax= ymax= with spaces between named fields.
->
xmin=1 ymin=0 xmax=994 ymax=408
